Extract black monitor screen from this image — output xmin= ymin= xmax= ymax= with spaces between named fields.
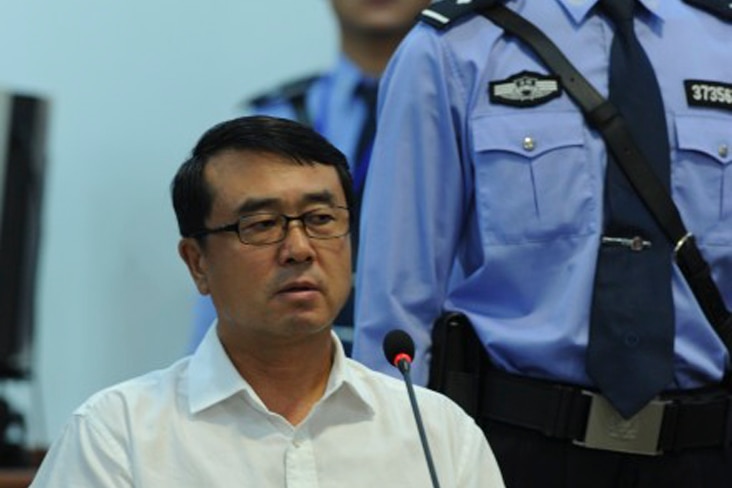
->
xmin=0 ymin=92 xmax=49 ymax=379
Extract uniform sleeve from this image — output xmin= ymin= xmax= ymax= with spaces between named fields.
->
xmin=30 ymin=412 xmax=132 ymax=488
xmin=353 ymin=23 xmax=469 ymax=384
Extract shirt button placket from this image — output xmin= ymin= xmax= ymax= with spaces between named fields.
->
xmin=285 ymin=434 xmax=318 ymax=488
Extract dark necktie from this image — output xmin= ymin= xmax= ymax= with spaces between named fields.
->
xmin=349 ymin=80 xmax=378 ymax=262
xmin=586 ymin=0 xmax=675 ymax=419
xmin=353 ymin=81 xmax=378 ymax=198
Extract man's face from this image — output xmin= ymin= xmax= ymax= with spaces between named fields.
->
xmin=330 ymin=0 xmax=431 ymax=37
xmin=180 ymin=150 xmax=352 ymax=345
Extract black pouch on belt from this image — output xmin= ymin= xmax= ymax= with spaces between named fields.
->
xmin=428 ymin=311 xmax=487 ymax=418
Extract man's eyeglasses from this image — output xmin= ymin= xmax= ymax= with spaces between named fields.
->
xmin=190 ymin=206 xmax=350 ymax=246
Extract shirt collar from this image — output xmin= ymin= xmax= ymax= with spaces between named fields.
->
xmin=187 ymin=322 xmax=249 ymax=414
xmin=187 ymin=325 xmax=374 ymax=416
xmin=333 ymin=54 xmax=379 ymax=97
xmin=556 ymin=0 xmax=668 ymax=24
xmin=321 ymin=332 xmax=376 ymax=416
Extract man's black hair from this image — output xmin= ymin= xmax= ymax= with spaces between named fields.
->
xmin=171 ymin=115 xmax=354 ymax=241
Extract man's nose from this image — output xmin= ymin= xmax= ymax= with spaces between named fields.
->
xmin=278 ymin=222 xmax=315 ymax=264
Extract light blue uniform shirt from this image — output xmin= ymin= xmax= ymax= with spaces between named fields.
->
xmin=353 ymin=0 xmax=732 ymax=387
xmin=190 ymin=55 xmax=376 ymax=351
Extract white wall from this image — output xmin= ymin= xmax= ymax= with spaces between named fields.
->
xmin=0 ymin=0 xmax=336 ymax=447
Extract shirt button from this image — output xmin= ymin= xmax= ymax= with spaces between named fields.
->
xmin=523 ymin=136 xmax=535 ymax=152
xmin=719 ymin=144 xmax=729 ymax=159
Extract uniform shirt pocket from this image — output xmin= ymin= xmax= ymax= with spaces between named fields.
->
xmin=470 ymin=111 xmax=595 ymax=244
xmin=674 ymin=114 xmax=732 ymax=244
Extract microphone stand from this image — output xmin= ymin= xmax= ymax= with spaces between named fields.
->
xmin=396 ymin=358 xmax=441 ymax=488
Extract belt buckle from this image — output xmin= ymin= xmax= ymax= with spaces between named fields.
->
xmin=573 ymin=391 xmax=669 ymax=456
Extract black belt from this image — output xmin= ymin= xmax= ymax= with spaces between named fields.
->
xmin=480 ymin=369 xmax=732 ymax=456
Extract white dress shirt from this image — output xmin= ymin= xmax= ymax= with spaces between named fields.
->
xmin=31 ymin=327 xmax=504 ymax=487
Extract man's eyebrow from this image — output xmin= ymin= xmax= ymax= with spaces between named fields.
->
xmin=235 ymin=191 xmax=339 ymax=215
xmin=235 ymin=198 xmax=278 ymax=215
xmin=302 ymin=190 xmax=338 ymax=206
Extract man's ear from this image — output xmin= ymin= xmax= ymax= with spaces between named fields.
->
xmin=178 ymin=238 xmax=211 ymax=295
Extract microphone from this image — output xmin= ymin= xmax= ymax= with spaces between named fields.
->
xmin=383 ymin=329 xmax=415 ymax=374
xmin=383 ymin=330 xmax=441 ymax=488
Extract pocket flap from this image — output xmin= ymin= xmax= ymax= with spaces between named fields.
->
xmin=675 ymin=114 xmax=732 ymax=165
xmin=471 ymin=111 xmax=584 ymax=158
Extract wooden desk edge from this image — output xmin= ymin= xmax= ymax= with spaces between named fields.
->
xmin=0 ymin=469 xmax=36 ymax=488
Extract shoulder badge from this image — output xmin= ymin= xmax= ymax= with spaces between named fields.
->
xmin=420 ymin=0 xmax=501 ymax=30
xmin=243 ymin=73 xmax=321 ymax=126
xmin=683 ymin=0 xmax=732 ymax=21
xmin=489 ymin=71 xmax=562 ymax=107
xmin=246 ymin=73 xmax=321 ymax=110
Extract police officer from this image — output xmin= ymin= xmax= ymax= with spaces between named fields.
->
xmin=189 ymin=0 xmax=432 ymax=355
xmin=353 ymin=0 xmax=732 ymax=486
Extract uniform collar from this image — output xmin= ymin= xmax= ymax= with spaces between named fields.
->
xmin=555 ymin=0 xmax=668 ymax=24
xmin=334 ymin=54 xmax=379 ymax=95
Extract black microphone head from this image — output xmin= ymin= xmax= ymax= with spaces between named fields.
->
xmin=383 ymin=329 xmax=415 ymax=367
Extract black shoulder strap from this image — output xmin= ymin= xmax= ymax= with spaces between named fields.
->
xmin=479 ymin=5 xmax=732 ymax=352
xmin=244 ymin=73 xmax=321 ymax=127
xmin=419 ymin=0 xmax=500 ymax=29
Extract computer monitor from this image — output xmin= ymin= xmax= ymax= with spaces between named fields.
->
xmin=0 ymin=90 xmax=49 ymax=379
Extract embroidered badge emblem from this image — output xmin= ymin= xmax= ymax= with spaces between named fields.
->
xmin=489 ymin=71 xmax=561 ymax=107
xmin=684 ymin=79 xmax=732 ymax=112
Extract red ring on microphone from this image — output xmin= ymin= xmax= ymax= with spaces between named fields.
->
xmin=393 ymin=352 xmax=413 ymax=366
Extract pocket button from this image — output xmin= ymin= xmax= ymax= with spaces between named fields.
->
xmin=718 ymin=144 xmax=728 ymax=159
xmin=522 ymin=136 xmax=536 ymax=152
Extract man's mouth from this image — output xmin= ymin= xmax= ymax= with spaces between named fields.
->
xmin=277 ymin=281 xmax=320 ymax=295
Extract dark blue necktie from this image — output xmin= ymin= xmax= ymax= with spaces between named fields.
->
xmin=349 ymin=80 xmax=378 ymax=261
xmin=353 ymin=81 xmax=378 ymax=197
xmin=586 ymin=0 xmax=675 ymax=419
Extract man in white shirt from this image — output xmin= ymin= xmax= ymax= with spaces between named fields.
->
xmin=30 ymin=115 xmax=504 ymax=487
